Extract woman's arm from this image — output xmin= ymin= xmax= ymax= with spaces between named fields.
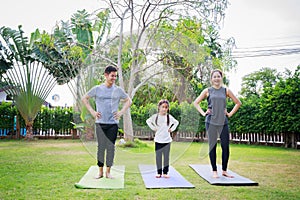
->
xmin=193 ymin=88 xmax=209 ymax=117
xmin=226 ymin=88 xmax=242 ymax=117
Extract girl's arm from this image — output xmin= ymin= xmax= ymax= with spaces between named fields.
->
xmin=193 ymin=88 xmax=209 ymax=117
xmin=169 ymin=115 xmax=179 ymax=132
xmin=226 ymin=88 xmax=242 ymax=117
xmin=146 ymin=115 xmax=157 ymax=131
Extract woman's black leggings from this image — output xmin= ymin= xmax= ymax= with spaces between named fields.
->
xmin=205 ymin=123 xmax=230 ymax=171
xmin=96 ymin=123 xmax=118 ymax=167
xmin=155 ymin=142 xmax=171 ymax=175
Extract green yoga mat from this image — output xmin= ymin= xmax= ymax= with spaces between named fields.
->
xmin=75 ymin=165 xmax=125 ymax=189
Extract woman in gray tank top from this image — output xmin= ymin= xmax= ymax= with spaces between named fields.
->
xmin=193 ymin=69 xmax=242 ymax=178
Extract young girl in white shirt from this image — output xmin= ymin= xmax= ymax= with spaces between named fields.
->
xmin=146 ymin=99 xmax=179 ymax=178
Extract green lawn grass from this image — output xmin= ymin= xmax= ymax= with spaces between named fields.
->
xmin=0 ymin=139 xmax=299 ymax=200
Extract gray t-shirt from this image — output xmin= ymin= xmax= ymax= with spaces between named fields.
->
xmin=87 ymin=84 xmax=128 ymax=124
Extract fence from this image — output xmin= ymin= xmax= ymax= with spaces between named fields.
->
xmin=131 ymin=130 xmax=300 ymax=149
xmin=0 ymin=128 xmax=79 ymax=139
xmin=1 ymin=127 xmax=299 ymax=149
xmin=0 ymin=105 xmax=76 ymax=139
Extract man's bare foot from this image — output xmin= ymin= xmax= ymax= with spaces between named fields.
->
xmin=222 ymin=171 xmax=234 ymax=178
xmin=105 ymin=167 xmax=114 ymax=179
xmin=155 ymin=174 xmax=162 ymax=178
xmin=106 ymin=172 xmax=114 ymax=179
xmin=212 ymin=171 xmax=219 ymax=178
xmin=95 ymin=173 xmax=103 ymax=179
xmin=163 ymin=174 xmax=170 ymax=178
xmin=95 ymin=167 xmax=104 ymax=179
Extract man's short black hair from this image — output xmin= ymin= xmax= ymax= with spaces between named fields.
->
xmin=104 ymin=65 xmax=118 ymax=74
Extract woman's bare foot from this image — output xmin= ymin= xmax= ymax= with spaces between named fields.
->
xmin=163 ymin=174 xmax=170 ymax=178
xmin=222 ymin=171 xmax=234 ymax=178
xmin=212 ymin=171 xmax=219 ymax=178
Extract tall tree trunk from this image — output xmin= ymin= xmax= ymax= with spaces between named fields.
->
xmin=123 ymin=108 xmax=134 ymax=141
xmin=25 ymin=122 xmax=34 ymax=140
xmin=177 ymin=76 xmax=187 ymax=103
xmin=16 ymin=115 xmax=20 ymax=139
xmin=116 ymin=8 xmax=133 ymax=141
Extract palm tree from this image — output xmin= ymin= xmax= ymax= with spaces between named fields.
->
xmin=0 ymin=9 xmax=112 ymax=139
xmin=0 ymin=26 xmax=57 ymax=139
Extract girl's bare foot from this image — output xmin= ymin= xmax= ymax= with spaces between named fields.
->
xmin=222 ymin=171 xmax=234 ymax=178
xmin=163 ymin=174 xmax=170 ymax=178
xmin=212 ymin=171 xmax=219 ymax=178
xmin=155 ymin=174 xmax=162 ymax=178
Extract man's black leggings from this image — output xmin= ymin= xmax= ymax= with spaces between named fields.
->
xmin=205 ymin=123 xmax=230 ymax=171
xmin=96 ymin=123 xmax=118 ymax=167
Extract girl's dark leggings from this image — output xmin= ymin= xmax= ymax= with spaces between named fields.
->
xmin=155 ymin=142 xmax=171 ymax=175
xmin=205 ymin=123 xmax=230 ymax=171
xmin=96 ymin=123 xmax=118 ymax=167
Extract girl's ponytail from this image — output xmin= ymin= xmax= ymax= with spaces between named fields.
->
xmin=155 ymin=114 xmax=158 ymax=126
xmin=167 ymin=113 xmax=170 ymax=126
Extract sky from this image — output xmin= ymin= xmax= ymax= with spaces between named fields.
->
xmin=1 ymin=0 xmax=300 ymax=106
xmin=219 ymin=0 xmax=300 ymax=93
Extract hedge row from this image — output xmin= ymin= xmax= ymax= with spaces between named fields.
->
xmin=1 ymin=96 xmax=299 ymax=136
xmin=0 ymin=102 xmax=74 ymax=134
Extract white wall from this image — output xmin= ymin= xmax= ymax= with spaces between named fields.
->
xmin=0 ymin=91 xmax=7 ymax=102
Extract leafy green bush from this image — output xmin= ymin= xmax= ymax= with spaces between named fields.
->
xmin=0 ymin=102 xmax=17 ymax=131
xmin=0 ymin=103 xmax=74 ymax=135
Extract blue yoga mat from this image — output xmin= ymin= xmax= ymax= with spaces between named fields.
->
xmin=138 ymin=164 xmax=194 ymax=189
xmin=189 ymin=164 xmax=258 ymax=186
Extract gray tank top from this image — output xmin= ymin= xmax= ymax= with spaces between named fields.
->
xmin=205 ymin=86 xmax=228 ymax=125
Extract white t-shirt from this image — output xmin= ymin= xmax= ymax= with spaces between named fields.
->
xmin=146 ymin=113 xmax=179 ymax=143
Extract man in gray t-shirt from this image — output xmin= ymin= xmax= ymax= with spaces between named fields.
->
xmin=82 ymin=65 xmax=132 ymax=179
